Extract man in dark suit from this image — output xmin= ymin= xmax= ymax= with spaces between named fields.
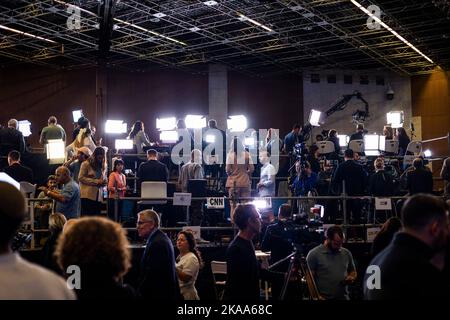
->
xmin=0 ymin=119 xmax=26 ymax=158
xmin=137 ymin=209 xmax=181 ymax=300
xmin=364 ymin=194 xmax=449 ymax=299
xmin=332 ymin=149 xmax=367 ymax=223
xmin=137 ymin=149 xmax=169 ymax=186
xmin=407 ymin=158 xmax=433 ymax=195
xmin=369 ymin=157 xmax=395 ymax=197
xmin=2 ymin=150 xmax=33 ymax=183
xmin=349 ymin=123 xmax=365 ymax=142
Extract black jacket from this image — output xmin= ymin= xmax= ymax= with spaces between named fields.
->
xmin=137 ymin=160 xmax=169 ymax=186
xmin=369 ymin=170 xmax=395 ymax=197
xmin=261 ymin=221 xmax=294 ymax=272
xmin=138 ymin=229 xmax=181 ymax=300
xmin=406 ymin=168 xmax=433 ymax=195
xmin=306 ymin=155 xmax=321 ymax=174
xmin=42 ymin=231 xmax=62 ymax=274
xmin=75 ymin=277 xmax=136 ymax=300
xmin=349 ymin=132 xmax=364 ymax=142
xmin=0 ymin=127 xmax=26 ymax=156
xmin=327 ymin=136 xmax=340 ymax=154
xmin=2 ymin=163 xmax=34 ymax=183
xmin=332 ymin=160 xmax=367 ymax=196
xmin=224 ymin=236 xmax=260 ymax=300
xmin=364 ymin=233 xmax=449 ymax=299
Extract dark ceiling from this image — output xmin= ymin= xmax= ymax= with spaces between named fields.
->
xmin=0 ymin=0 xmax=449 ymax=76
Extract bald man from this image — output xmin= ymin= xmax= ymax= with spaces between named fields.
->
xmin=39 ymin=166 xmax=80 ymax=219
xmin=0 ymin=182 xmax=75 ymax=299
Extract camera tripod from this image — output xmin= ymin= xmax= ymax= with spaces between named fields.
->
xmin=268 ymin=247 xmax=322 ymax=300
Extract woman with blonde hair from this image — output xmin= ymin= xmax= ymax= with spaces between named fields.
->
xmin=42 ymin=213 xmax=67 ymax=273
xmin=79 ymin=146 xmax=107 ymax=216
xmin=226 ymin=136 xmax=254 ymax=222
xmin=55 ymin=217 xmax=135 ymax=299
xmin=66 ymin=126 xmax=96 ymax=159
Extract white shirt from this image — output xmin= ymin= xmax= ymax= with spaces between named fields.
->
xmin=176 ymin=252 xmax=200 ymax=300
xmin=0 ymin=252 xmax=76 ymax=300
xmin=259 ymin=162 xmax=276 ymax=196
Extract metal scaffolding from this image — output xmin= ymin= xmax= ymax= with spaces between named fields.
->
xmin=0 ymin=0 xmax=448 ymax=75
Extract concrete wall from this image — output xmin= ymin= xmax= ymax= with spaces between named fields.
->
xmin=302 ymin=70 xmax=412 ymax=139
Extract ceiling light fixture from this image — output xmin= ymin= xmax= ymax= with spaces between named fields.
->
xmin=203 ymin=1 xmax=218 ymax=6
xmin=350 ymin=0 xmax=434 ymax=64
xmin=153 ymin=12 xmax=166 ymax=18
xmin=0 ymin=24 xmax=57 ymax=44
xmin=114 ymin=18 xmax=187 ymax=46
xmin=53 ymin=0 xmax=186 ymax=46
xmin=237 ymin=13 xmax=273 ymax=32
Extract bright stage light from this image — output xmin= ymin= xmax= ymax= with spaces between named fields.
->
xmin=18 ymin=120 xmax=32 ymax=137
xmin=185 ymin=115 xmax=206 ymax=129
xmin=309 ymin=109 xmax=322 ymax=127
xmin=364 ymin=134 xmax=380 ymax=151
xmin=252 ymin=198 xmax=272 ymax=210
xmin=337 ymin=135 xmax=349 ymax=147
xmin=205 ymin=135 xmax=215 ymax=143
xmin=156 ymin=117 xmax=176 ymax=131
xmin=46 ymin=139 xmax=65 ymax=164
xmin=115 ymin=139 xmax=133 ymax=150
xmin=227 ymin=115 xmax=247 ymax=132
xmin=244 ymin=137 xmax=255 ymax=147
xmin=424 ymin=149 xmax=432 ymax=157
xmin=160 ymin=130 xmax=178 ymax=143
xmin=105 ymin=120 xmax=127 ymax=134
xmin=72 ymin=109 xmax=83 ymax=123
xmin=386 ymin=111 xmax=404 ymax=128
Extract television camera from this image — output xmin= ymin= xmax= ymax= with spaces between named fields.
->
xmin=11 ymin=232 xmax=32 ymax=251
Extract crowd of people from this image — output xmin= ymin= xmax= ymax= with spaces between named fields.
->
xmin=0 ymin=114 xmax=449 ymax=301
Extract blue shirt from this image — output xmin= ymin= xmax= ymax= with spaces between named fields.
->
xmin=69 ymin=160 xmax=82 ymax=183
xmin=292 ymin=172 xmax=318 ymax=196
xmin=55 ymin=179 xmax=80 ymax=219
xmin=283 ymin=132 xmax=298 ymax=154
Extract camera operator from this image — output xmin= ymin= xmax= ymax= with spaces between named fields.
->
xmin=306 ymin=226 xmax=357 ymax=300
xmin=306 ymin=145 xmax=321 ymax=174
xmin=261 ymin=204 xmax=299 ymax=299
xmin=261 ymin=204 xmax=295 ymax=272
xmin=291 ymin=161 xmax=318 ymax=197
xmin=349 ymin=123 xmax=365 ymax=142
xmin=283 ymin=124 xmax=301 ymax=154
xmin=369 ymin=157 xmax=395 ymax=197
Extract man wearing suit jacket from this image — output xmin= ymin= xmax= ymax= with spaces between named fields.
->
xmin=137 ymin=149 xmax=169 ymax=186
xmin=137 ymin=209 xmax=181 ymax=300
xmin=0 ymin=119 xmax=26 ymax=157
xmin=2 ymin=150 xmax=33 ymax=183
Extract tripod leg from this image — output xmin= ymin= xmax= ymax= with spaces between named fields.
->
xmin=280 ymin=256 xmax=295 ymax=300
